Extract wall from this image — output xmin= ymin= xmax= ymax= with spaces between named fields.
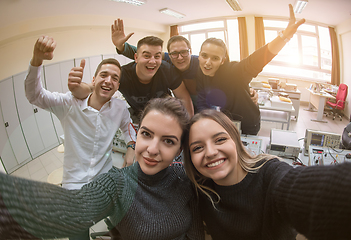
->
xmin=337 ymin=19 xmax=351 ymax=119
xmin=0 ymin=15 xmax=168 ymax=81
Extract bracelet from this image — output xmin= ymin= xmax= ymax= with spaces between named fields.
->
xmin=278 ymin=30 xmax=291 ymax=43
xmin=127 ymin=143 xmax=135 ymax=150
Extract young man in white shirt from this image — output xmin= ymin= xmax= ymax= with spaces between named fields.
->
xmin=25 ymin=35 xmax=136 ymax=240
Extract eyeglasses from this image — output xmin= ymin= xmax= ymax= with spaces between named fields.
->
xmin=169 ymin=49 xmax=190 ymax=59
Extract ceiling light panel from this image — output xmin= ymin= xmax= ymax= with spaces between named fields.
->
xmin=293 ymin=0 xmax=308 ymax=14
xmin=110 ymin=0 xmax=146 ymax=6
xmin=226 ymin=0 xmax=242 ymax=11
xmin=159 ymin=8 xmax=186 ymax=19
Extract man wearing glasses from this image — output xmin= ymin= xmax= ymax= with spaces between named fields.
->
xmin=112 ymin=19 xmax=257 ymax=112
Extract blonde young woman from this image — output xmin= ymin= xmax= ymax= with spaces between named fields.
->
xmin=183 ymin=109 xmax=351 ymax=240
xmin=0 ymin=97 xmax=204 ymax=240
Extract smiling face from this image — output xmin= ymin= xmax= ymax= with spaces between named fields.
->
xmin=198 ymin=42 xmax=226 ymax=77
xmin=92 ymin=63 xmax=120 ymax=103
xmin=168 ymin=40 xmax=191 ymax=72
xmin=135 ymin=110 xmax=183 ymax=175
xmin=135 ymin=44 xmax=162 ymax=83
xmin=188 ymin=117 xmax=246 ymax=186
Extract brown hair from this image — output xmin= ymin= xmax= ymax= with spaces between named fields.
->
xmin=167 ymin=35 xmax=191 ymax=52
xmin=183 ymin=109 xmax=274 ymax=203
xmin=139 ymin=97 xmax=190 ymax=144
xmin=94 ymin=58 xmax=121 ymax=77
xmin=200 ymin=38 xmax=230 ymax=62
xmin=137 ymin=36 xmax=164 ymax=51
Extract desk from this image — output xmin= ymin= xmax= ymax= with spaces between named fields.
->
xmin=259 ymin=100 xmax=295 ymax=130
xmin=305 ymin=89 xmax=335 ymax=123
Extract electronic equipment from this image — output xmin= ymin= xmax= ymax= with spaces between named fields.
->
xmin=232 ymin=120 xmax=241 ymax=134
xmin=309 ymin=145 xmax=351 ymax=166
xmin=267 ymin=129 xmax=301 ymax=158
xmin=304 ymin=129 xmax=341 ymax=156
xmin=241 ymin=135 xmax=263 ymax=156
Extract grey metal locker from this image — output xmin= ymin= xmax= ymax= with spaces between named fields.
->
xmin=0 ymin=78 xmax=31 ymax=168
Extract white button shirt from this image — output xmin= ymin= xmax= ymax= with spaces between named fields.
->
xmin=25 ymin=64 xmax=136 ymax=189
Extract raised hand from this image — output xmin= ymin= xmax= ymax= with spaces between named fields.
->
xmin=31 ymin=36 xmax=56 ymax=67
xmin=111 ymin=18 xmax=134 ymax=52
xmin=282 ymin=4 xmax=306 ymax=39
xmin=68 ymin=59 xmax=85 ymax=92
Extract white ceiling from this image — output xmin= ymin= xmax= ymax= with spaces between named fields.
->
xmin=0 ymin=0 xmax=350 ymax=30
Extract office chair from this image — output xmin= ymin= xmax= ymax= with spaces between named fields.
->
xmin=325 ymin=83 xmax=348 ymax=121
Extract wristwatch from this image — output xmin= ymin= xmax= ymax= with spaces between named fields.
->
xmin=127 ymin=143 xmax=135 ymax=150
xmin=278 ymin=30 xmax=291 ymax=43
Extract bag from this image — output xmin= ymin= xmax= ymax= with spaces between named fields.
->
xmin=342 ymin=122 xmax=351 ymax=149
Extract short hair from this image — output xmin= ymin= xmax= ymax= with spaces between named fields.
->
xmin=138 ymin=97 xmax=190 ymax=144
xmin=137 ymin=36 xmax=163 ymax=51
xmin=167 ymin=35 xmax=191 ymax=52
xmin=200 ymin=38 xmax=230 ymax=62
xmin=94 ymin=58 xmax=121 ymax=77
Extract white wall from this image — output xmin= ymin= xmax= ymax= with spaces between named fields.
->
xmin=0 ymin=15 xmax=168 ymax=81
xmin=337 ymin=19 xmax=351 ymax=119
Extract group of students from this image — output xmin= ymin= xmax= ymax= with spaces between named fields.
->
xmin=1 ymin=4 xmax=351 ymax=240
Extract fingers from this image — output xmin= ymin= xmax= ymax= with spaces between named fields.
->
xmin=80 ymin=59 xmax=86 ymax=69
xmin=68 ymin=60 xmax=85 ymax=86
xmin=36 ymin=36 xmax=56 ymax=53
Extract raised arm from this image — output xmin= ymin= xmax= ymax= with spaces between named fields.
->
xmin=267 ymin=4 xmax=305 ymax=55
xmin=112 ymin=19 xmax=166 ymax=60
xmin=30 ymin=35 xmax=56 ymax=67
xmin=111 ymin=18 xmax=135 ymax=53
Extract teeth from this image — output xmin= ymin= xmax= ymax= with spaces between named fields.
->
xmin=101 ymin=86 xmax=111 ymax=91
xmin=207 ymin=160 xmax=224 ymax=168
xmin=146 ymin=66 xmax=155 ymax=69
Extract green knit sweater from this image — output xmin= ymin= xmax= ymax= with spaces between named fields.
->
xmin=0 ymin=162 xmax=204 ymax=239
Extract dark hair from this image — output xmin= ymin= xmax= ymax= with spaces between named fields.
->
xmin=183 ymin=109 xmax=273 ymax=203
xmin=94 ymin=58 xmax=121 ymax=77
xmin=167 ymin=35 xmax=191 ymax=52
xmin=139 ymin=97 xmax=190 ymax=144
xmin=137 ymin=36 xmax=164 ymax=51
xmin=200 ymin=38 xmax=230 ymax=62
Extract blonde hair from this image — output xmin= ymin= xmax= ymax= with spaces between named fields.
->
xmin=183 ymin=109 xmax=276 ymax=205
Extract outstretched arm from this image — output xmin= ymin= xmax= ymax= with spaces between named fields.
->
xmin=267 ymin=4 xmax=305 ymax=55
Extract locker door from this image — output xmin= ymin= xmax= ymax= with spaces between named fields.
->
xmin=12 ymin=72 xmax=45 ymax=159
xmin=59 ymin=59 xmax=75 ymax=94
xmin=0 ymin=78 xmax=31 ymax=166
xmin=0 ymin=101 xmax=17 ymax=173
xmin=43 ymin=63 xmax=64 ymax=140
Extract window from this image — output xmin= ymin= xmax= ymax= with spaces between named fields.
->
xmin=263 ymin=19 xmax=332 ymax=82
xmin=179 ymin=18 xmax=332 ymax=82
xmin=179 ymin=18 xmax=240 ymax=61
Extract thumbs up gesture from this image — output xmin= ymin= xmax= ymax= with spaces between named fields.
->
xmin=68 ymin=59 xmax=86 ymax=91
xmin=31 ymin=36 xmax=56 ymax=67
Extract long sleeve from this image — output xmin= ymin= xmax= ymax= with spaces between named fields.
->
xmin=24 ymin=64 xmax=71 ymax=119
xmin=120 ymin=105 xmax=137 ymax=144
xmin=116 ymin=42 xmax=137 ymax=60
xmin=0 ymin=171 xmax=121 ymax=239
xmin=274 ymin=163 xmax=351 ymax=240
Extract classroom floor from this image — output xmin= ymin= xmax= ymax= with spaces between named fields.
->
xmin=9 ymin=102 xmax=347 ymax=240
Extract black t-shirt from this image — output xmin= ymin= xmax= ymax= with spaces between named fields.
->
xmin=119 ymin=61 xmax=183 ymax=114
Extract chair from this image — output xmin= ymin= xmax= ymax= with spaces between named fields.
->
xmin=325 ymin=83 xmax=348 ymax=121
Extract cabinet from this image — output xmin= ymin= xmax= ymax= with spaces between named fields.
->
xmin=0 ymin=78 xmax=32 ymax=172
xmin=13 ymin=71 xmax=59 ymax=159
xmin=43 ymin=60 xmax=75 ymax=142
